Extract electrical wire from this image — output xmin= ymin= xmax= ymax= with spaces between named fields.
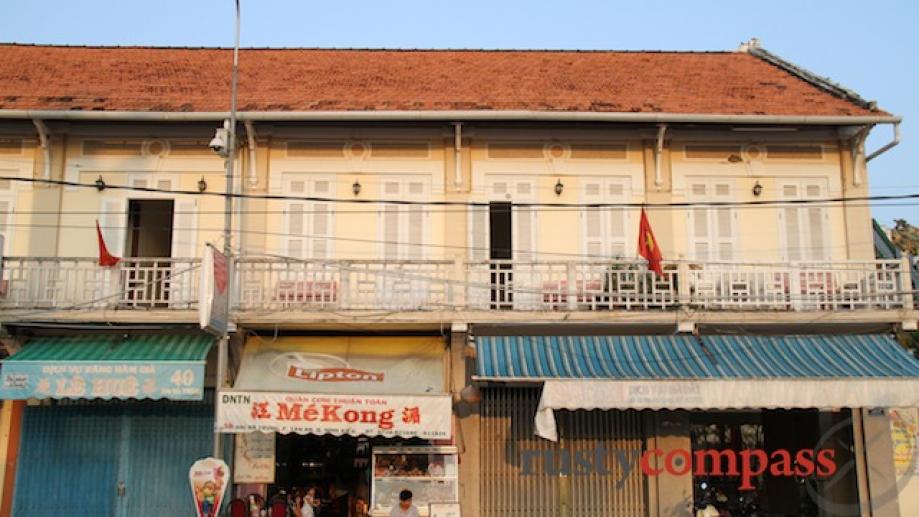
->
xmin=2 ymin=176 xmax=918 ymax=209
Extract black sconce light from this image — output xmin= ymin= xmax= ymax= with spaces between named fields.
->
xmin=95 ymin=175 xmax=106 ymax=191
xmin=752 ymin=181 xmax=763 ymax=197
xmin=554 ymin=178 xmax=564 ymax=196
xmin=352 ymin=179 xmax=362 ymax=196
xmin=197 ymin=176 xmax=208 ymax=193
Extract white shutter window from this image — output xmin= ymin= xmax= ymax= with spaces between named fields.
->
xmin=408 ymin=206 xmax=423 ymax=259
xmin=689 ymin=181 xmax=735 ymax=261
xmin=780 ymin=182 xmax=828 ymax=261
xmin=583 ymin=181 xmax=604 ymax=258
xmin=0 ymin=200 xmax=9 ymax=254
xmin=582 ymin=179 xmax=629 ymax=259
xmin=287 ymin=202 xmax=305 ymax=259
xmin=100 ymin=199 xmax=126 ymax=258
xmin=171 ymin=199 xmax=198 ymax=258
xmin=383 ymin=205 xmax=399 ymax=259
xmin=515 ymin=207 xmax=534 ymax=261
xmin=807 ymin=207 xmax=825 ymax=260
xmin=469 ymin=206 xmax=488 ymax=261
xmin=310 ymin=179 xmax=333 ymax=259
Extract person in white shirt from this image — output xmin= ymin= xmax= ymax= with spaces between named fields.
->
xmin=389 ymin=489 xmax=420 ymax=517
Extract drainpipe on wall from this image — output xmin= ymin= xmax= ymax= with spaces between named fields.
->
xmin=654 ymin=124 xmax=667 ymax=187
xmin=865 ymin=121 xmax=900 ymax=162
xmin=243 ymin=120 xmax=258 ymax=187
xmin=453 ymin=122 xmax=463 ymax=191
xmin=31 ymin=119 xmax=51 ymax=180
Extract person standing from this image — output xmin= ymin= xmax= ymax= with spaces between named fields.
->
xmin=389 ymin=490 xmax=419 ymax=517
xmin=301 ymin=486 xmax=320 ymax=517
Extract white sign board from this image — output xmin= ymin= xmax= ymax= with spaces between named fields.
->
xmin=234 ymin=432 xmax=276 ymax=484
xmin=430 ymin=503 xmax=461 ymax=517
xmin=199 ymin=244 xmax=229 ymax=335
xmin=217 ymin=390 xmax=452 ymax=439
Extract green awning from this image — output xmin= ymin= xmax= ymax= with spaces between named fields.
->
xmin=0 ymin=334 xmax=213 ymax=400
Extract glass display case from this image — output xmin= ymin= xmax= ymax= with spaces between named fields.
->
xmin=371 ymin=446 xmax=459 ymax=516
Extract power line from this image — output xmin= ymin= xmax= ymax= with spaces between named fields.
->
xmin=2 ymin=176 xmax=919 ymax=209
xmin=0 ymin=221 xmax=894 ymax=262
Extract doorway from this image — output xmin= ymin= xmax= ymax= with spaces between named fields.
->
xmin=489 ymin=202 xmax=512 ymax=309
xmin=124 ymin=199 xmax=174 ymax=306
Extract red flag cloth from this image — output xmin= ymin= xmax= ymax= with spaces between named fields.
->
xmin=95 ymin=220 xmax=121 ymax=267
xmin=637 ymin=208 xmax=664 ymax=276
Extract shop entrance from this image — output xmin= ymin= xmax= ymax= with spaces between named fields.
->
xmin=272 ymin=434 xmax=374 ymax=516
xmin=690 ymin=410 xmax=860 ymax=517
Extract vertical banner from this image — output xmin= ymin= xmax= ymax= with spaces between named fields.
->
xmin=234 ymin=432 xmax=276 ymax=483
xmin=189 ymin=457 xmax=230 ymax=517
xmin=199 ymin=244 xmax=229 ymax=335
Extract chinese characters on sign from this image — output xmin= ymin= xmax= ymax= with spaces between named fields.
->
xmin=216 ymin=391 xmax=452 ymax=439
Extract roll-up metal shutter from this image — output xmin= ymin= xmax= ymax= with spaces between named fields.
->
xmin=13 ymin=400 xmax=215 ymax=517
xmin=481 ymin=388 xmax=647 ymax=517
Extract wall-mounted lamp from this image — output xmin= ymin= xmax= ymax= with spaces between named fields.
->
xmin=352 ymin=179 xmax=362 ymax=196
xmin=459 ymin=384 xmax=482 ymax=404
xmin=94 ymin=175 xmax=106 ymax=191
xmin=727 ymin=154 xmax=743 ymax=163
xmin=554 ymin=178 xmax=564 ymax=196
xmin=752 ymin=181 xmax=763 ymax=197
xmin=197 ymin=177 xmax=208 ymax=193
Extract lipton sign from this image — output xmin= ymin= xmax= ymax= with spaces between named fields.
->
xmin=234 ymin=336 xmax=445 ymax=395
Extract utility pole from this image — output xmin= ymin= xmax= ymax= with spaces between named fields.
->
xmin=213 ymin=0 xmax=240 ymax=460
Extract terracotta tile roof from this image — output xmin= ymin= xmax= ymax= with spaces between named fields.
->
xmin=0 ymin=44 xmax=885 ymax=117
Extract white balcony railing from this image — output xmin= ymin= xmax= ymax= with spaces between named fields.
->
xmin=0 ymin=257 xmax=200 ymax=310
xmin=0 ymin=256 xmax=913 ymax=314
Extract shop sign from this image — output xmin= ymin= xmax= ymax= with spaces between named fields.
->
xmin=217 ymin=391 xmax=452 ymax=439
xmin=234 ymin=336 xmax=444 ymax=395
xmin=234 ymin=432 xmax=276 ymax=483
xmin=199 ymin=244 xmax=229 ymax=336
xmin=189 ymin=457 xmax=229 ymax=517
xmin=0 ymin=361 xmax=205 ymax=400
xmin=429 ymin=503 xmax=461 ymax=517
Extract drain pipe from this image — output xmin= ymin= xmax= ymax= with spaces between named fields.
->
xmin=453 ymin=122 xmax=463 ymax=191
xmin=654 ymin=124 xmax=667 ymax=186
xmin=866 ymin=121 xmax=901 ymax=162
xmin=243 ymin=120 xmax=258 ymax=186
xmin=32 ymin=119 xmax=51 ymax=180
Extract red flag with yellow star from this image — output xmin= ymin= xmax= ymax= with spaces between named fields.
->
xmin=638 ymin=208 xmax=663 ymax=276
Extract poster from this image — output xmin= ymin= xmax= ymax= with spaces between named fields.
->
xmin=189 ymin=457 xmax=230 ymax=517
xmin=234 ymin=431 xmax=276 ymax=483
xmin=890 ymin=408 xmax=919 ymax=476
xmin=217 ymin=390 xmax=452 ymax=439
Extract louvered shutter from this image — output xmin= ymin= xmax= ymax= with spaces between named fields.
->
xmin=311 ymin=179 xmax=332 ymax=259
xmin=583 ymin=182 xmax=604 ymax=257
xmin=805 ymin=184 xmax=828 ymax=260
xmin=407 ymin=182 xmax=425 ymax=260
xmin=607 ymin=182 xmax=628 ymax=258
xmin=286 ymin=180 xmax=306 ymax=258
xmin=689 ymin=183 xmax=710 ymax=261
xmin=514 ymin=181 xmax=536 ymax=261
xmin=171 ymin=199 xmax=198 ymax=258
xmin=469 ymin=206 xmax=488 ymax=261
xmin=713 ymin=183 xmax=734 ymax=261
xmin=0 ymin=199 xmax=10 ymax=254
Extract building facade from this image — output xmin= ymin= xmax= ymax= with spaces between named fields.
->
xmin=0 ymin=41 xmax=917 ymax=516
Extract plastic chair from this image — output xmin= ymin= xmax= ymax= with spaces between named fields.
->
xmin=269 ymin=500 xmax=288 ymax=517
xmin=228 ymin=498 xmax=247 ymax=517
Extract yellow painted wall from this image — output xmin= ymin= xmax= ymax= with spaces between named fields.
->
xmin=0 ymin=126 xmax=881 ymax=264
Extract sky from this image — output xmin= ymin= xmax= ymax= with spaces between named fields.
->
xmin=1 ymin=0 xmax=916 ymax=226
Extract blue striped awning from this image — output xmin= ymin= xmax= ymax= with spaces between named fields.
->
xmin=478 ymin=335 xmax=919 ymax=440
xmin=475 ymin=335 xmax=919 ymax=380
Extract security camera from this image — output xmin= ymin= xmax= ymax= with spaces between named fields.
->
xmin=209 ymin=127 xmax=229 ymax=158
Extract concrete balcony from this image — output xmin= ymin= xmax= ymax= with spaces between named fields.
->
xmin=1 ymin=256 xmax=915 ymax=327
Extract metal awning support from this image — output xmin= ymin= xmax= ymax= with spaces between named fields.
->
xmin=31 ymin=118 xmax=51 ymax=180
